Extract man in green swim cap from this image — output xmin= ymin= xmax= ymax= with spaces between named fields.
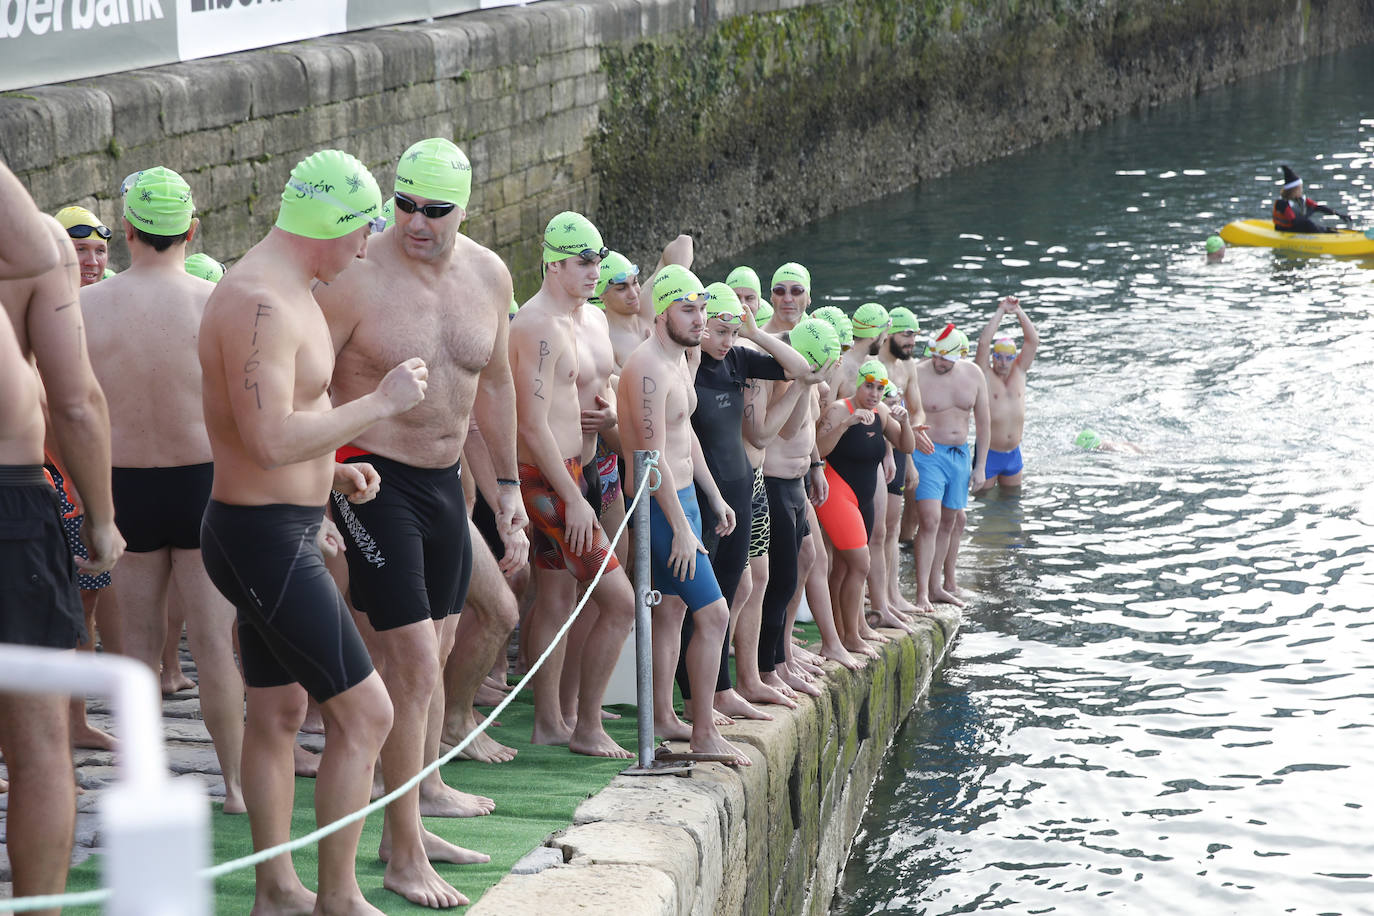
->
xmin=597 ymin=250 xmax=648 ymax=368
xmin=315 ymin=137 xmax=524 ymax=906
xmin=511 ymin=210 xmax=637 ymax=761
xmin=200 ymin=148 xmax=431 ymax=915
xmin=81 ymin=165 xmax=251 ymax=815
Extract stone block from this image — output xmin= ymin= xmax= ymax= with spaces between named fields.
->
xmin=540 ymin=3 xmax=593 ymax=54
xmin=94 ymin=73 xmax=165 ymax=151
xmin=155 ymin=59 xmax=254 ymax=136
xmin=460 ymin=16 xmax=511 ymax=75
xmin=554 ymin=821 xmax=698 ymax=913
xmin=524 ymin=161 xmax=556 ymax=198
xmin=282 ymin=38 xmax=362 ymax=107
xmin=551 ymin=76 xmax=577 ymax=113
xmin=467 ymin=863 xmax=676 ymax=915
xmin=575 ymin=72 xmax=606 ymax=108
xmin=24 ymin=85 xmax=112 ymax=160
xmin=0 ymin=97 xmax=53 ymax=173
xmin=426 ymin=23 xmax=474 ymax=81
xmin=241 ymin=50 xmax=309 ymax=119
xmin=522 ymin=85 xmax=553 ymax=122
xmin=493 ymin=204 xmax=523 ymax=246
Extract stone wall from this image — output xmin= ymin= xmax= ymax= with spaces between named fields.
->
xmin=467 ymin=609 xmax=960 ymax=915
xmin=2 ymin=0 xmax=1371 ymax=299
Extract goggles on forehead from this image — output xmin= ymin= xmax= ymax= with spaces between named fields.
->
xmin=285 ymin=178 xmax=387 ymax=234
xmin=67 ymin=224 xmax=112 ymax=240
xmin=606 ymin=264 xmax=640 ymax=285
xmin=859 ymin=371 xmax=890 ymax=387
xmin=673 ymin=291 xmax=710 ymax=304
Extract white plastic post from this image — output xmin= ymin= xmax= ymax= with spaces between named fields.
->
xmin=0 ymin=645 xmax=209 ymax=915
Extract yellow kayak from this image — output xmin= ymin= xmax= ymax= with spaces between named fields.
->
xmin=1220 ymin=219 xmax=1374 ymax=256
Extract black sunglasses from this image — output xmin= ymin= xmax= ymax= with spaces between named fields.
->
xmin=67 ymin=224 xmax=112 ymax=240
xmin=393 ymin=192 xmax=457 ymax=219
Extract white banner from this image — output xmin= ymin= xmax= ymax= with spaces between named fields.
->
xmin=177 ymin=0 xmax=348 ymax=64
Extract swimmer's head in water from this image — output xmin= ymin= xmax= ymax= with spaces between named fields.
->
xmin=543 ymin=211 xmax=606 ymax=264
xmin=595 ymin=251 xmax=639 ymax=299
xmin=851 ymin=302 xmax=891 ymax=339
xmin=704 ymin=282 xmax=744 ymax=323
xmin=754 ymin=299 xmax=775 ymax=324
xmin=652 ymin=264 xmax=707 ymax=315
xmin=55 ymin=206 xmax=110 ymax=240
xmin=930 ymin=323 xmax=962 ymax=361
xmin=275 ymin=150 xmax=383 ymax=241
xmin=184 ymin=253 xmax=226 ymax=283
xmin=394 ymin=138 xmax=472 ymax=209
xmin=789 ymin=318 xmax=840 ymax=371
xmin=1205 ymin=235 xmax=1224 ymax=254
xmin=887 ymin=306 xmax=920 ymax=335
xmin=1075 ymin=429 xmax=1102 ymax=450
xmin=771 ymin=262 xmax=810 ymax=294
xmin=726 ymin=265 xmax=761 ymax=297
xmin=811 ymin=306 xmax=854 ymax=349
xmin=122 ymin=167 xmax=195 ymax=237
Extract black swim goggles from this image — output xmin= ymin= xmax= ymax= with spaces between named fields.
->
xmin=66 ymin=224 xmax=112 ymax=240
xmin=543 ymin=239 xmax=609 ymax=263
xmin=393 ymin=192 xmax=458 ymax=219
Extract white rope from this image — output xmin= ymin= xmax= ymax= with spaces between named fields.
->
xmin=3 ymin=452 xmax=663 ymax=912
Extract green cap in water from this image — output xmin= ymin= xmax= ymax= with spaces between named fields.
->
xmin=1075 ymin=429 xmax=1102 ymax=450
xmin=122 ymin=166 xmax=194 ymax=236
xmin=1205 ymin=235 xmax=1224 ymax=254
xmin=276 ymin=150 xmax=383 ymax=240
xmin=394 ymin=138 xmax=472 ymax=208
xmin=543 ymin=211 xmax=605 ymax=264
xmin=726 ymin=265 xmax=761 ymax=296
xmin=184 ymin=252 xmax=225 ymax=283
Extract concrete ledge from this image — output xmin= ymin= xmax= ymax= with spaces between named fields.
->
xmin=470 ymin=609 xmax=959 ymax=915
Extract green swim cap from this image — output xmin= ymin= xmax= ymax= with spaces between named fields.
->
xmin=856 ymin=358 xmax=888 ymax=389
xmin=509 ymin=296 xmax=519 ymax=316
xmin=888 ymin=306 xmax=920 ymax=334
xmin=726 ymin=265 xmax=761 ymax=296
xmin=754 ymin=300 xmax=775 ymax=324
xmin=1075 ymin=429 xmax=1102 ymax=450
xmin=852 ymin=302 xmax=891 ymax=339
xmin=771 ymin=262 xmax=810 ymax=291
xmin=789 ymin=318 xmax=840 ymax=371
xmin=1205 ymin=235 xmax=1224 ymax=254
xmin=276 ymin=150 xmax=383 ymax=241
xmin=381 ymin=196 xmax=395 ymax=226
xmin=704 ymin=282 xmax=743 ymax=322
xmin=395 ymin=138 xmax=472 ymax=209
xmin=184 ymin=252 xmax=225 ymax=283
xmin=543 ymin=211 xmax=605 ymax=264
xmin=652 ymin=264 xmax=706 ymax=315
xmin=811 ymin=306 xmax=854 ymax=347
xmin=883 ymin=380 xmax=901 ymax=400
xmin=595 ymin=251 xmax=639 ymax=298
xmin=122 ymin=167 xmax=194 ymax=236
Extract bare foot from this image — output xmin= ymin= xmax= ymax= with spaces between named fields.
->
xmin=441 ymin=714 xmax=518 ymax=763
xmin=760 ymin=671 xmax=799 ymax=700
xmin=299 ymin=706 xmax=325 ymax=736
xmin=690 ymin=735 xmax=752 ymax=767
xmin=380 ymin=827 xmax=492 ymax=866
xmin=382 ymin=854 xmax=469 ymax=909
xmin=600 ymin=707 xmax=621 ymax=720
xmin=654 ymin=714 xmax=694 ymax=741
xmin=472 ymin=708 xmax=501 ymax=728
xmin=70 ymin=721 xmax=118 ymax=751
xmin=941 ymin=581 xmax=969 ymax=598
xmin=778 ymin=666 xmax=821 ymax=698
xmin=713 ymin=689 xmax=773 ymax=721
xmin=911 ymin=594 xmax=937 ymax=614
xmin=482 ymin=674 xmax=511 ymax=692
xmin=293 ymin=744 xmax=320 ymax=778
xmin=419 ymin=775 xmax=495 ymax=818
xmin=223 ymin=782 xmax=247 ymax=815
xmin=929 ymin=586 xmax=965 ymax=608
xmin=0 ymin=777 xmax=8 ymax=792
xmin=530 ymin=718 xmax=574 ymax=748
xmin=843 ymin=638 xmax=881 ymax=660
xmin=735 ymin=680 xmax=798 ymax=710
xmin=250 ymin=879 xmax=316 ymax=915
xmin=819 ymin=642 xmax=865 ymax=670
xmin=857 ymin=622 xmax=891 ymax=643
xmin=891 ymin=594 xmax=920 ymax=613
xmin=160 ymin=668 xmax=195 ymax=695
xmin=681 ymin=709 xmax=733 ymax=727
xmin=568 ymin=725 xmax=634 ymax=759
xmin=473 ymin=683 xmax=507 ymax=707
xmin=868 ymin=609 xmax=915 ymax=634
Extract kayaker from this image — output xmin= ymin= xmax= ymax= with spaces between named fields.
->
xmin=1273 ymin=165 xmax=1350 ymax=233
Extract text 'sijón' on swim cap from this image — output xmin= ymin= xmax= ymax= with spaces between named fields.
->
xmin=887 ymin=306 xmax=920 ymax=334
xmin=789 ymin=317 xmax=840 ymax=371
xmin=726 ymin=265 xmax=761 ymax=297
xmin=1075 ymin=429 xmax=1102 ymax=450
xmin=595 ymin=251 xmax=639 ymax=299
xmin=652 ymin=264 xmax=706 ymax=315
xmin=395 ymin=138 xmax=472 ymax=209
xmin=1205 ymin=235 xmax=1224 ymax=254
xmin=543 ymin=211 xmax=604 ymax=264
xmin=122 ymin=166 xmax=194 ymax=236
xmin=993 ymin=335 xmax=1017 ymax=355
xmin=771 ymin=262 xmax=810 ymax=292
xmin=754 ymin=300 xmax=774 ymax=324
xmin=851 ymin=302 xmax=891 ymax=339
xmin=276 ymin=150 xmax=383 ymax=241
xmin=930 ymin=322 xmax=962 ymax=360
xmin=811 ymin=306 xmax=854 ymax=347
xmin=704 ymin=282 xmax=744 ymax=322
xmin=184 ymin=253 xmax=226 ymax=283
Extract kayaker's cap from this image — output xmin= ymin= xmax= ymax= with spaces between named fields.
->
xmin=811 ymin=306 xmax=854 ymax=347
xmin=395 ymin=138 xmax=472 ymax=209
xmin=1205 ymin=235 xmax=1224 ymax=254
xmin=993 ymin=335 xmax=1017 ymax=356
xmin=122 ymin=166 xmax=195 ymax=236
xmin=930 ymin=323 xmax=962 ymax=360
xmin=789 ymin=318 xmax=840 ymax=371
xmin=1075 ymin=429 xmax=1102 ymax=450
xmin=771 ymin=262 xmax=810 ymax=292
xmin=543 ymin=211 xmax=605 ymax=264
xmin=276 ymin=150 xmax=383 ymax=240
xmin=652 ymin=264 xmax=707 ymax=315
xmin=595 ymin=250 xmax=638 ymax=298
xmin=726 ymin=265 xmax=761 ymax=297
xmin=184 ymin=253 xmax=225 ymax=283
xmin=1280 ymin=165 xmax=1302 ymax=190
xmin=887 ymin=306 xmax=920 ymax=334
xmin=704 ymin=282 xmax=744 ymax=323
xmin=852 ymin=302 xmax=890 ymax=338
xmin=754 ymin=300 xmax=774 ymax=324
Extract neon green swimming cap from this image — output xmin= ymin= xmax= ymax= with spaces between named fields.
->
xmin=771 ymin=262 xmax=810 ymax=292
xmin=811 ymin=306 xmax=854 ymax=347
xmin=851 ymin=302 xmax=891 ymax=339
xmin=381 ymin=196 xmax=395 ymax=226
xmin=883 ymin=380 xmax=901 ymax=400
xmin=595 ymin=251 xmax=639 ymax=298
xmin=887 ymin=306 xmax=920 ymax=334
xmin=704 ymin=282 xmax=744 ymax=322
xmin=856 ymin=358 xmax=888 ymax=390
xmin=395 ymin=138 xmax=472 ymax=209
xmin=1205 ymin=235 xmax=1224 ymax=254
xmin=509 ymin=296 xmax=519 ymax=316
xmin=543 ymin=211 xmax=605 ymax=264
xmin=1075 ymin=429 xmax=1102 ymax=450
xmin=726 ymin=265 xmax=761 ymax=296
xmin=789 ymin=318 xmax=839 ymax=371
xmin=652 ymin=264 xmax=706 ymax=315
xmin=122 ymin=167 xmax=194 ymax=236
xmin=754 ymin=300 xmax=774 ymax=324
xmin=276 ymin=150 xmax=383 ymax=241
xmin=184 ymin=253 xmax=225 ymax=283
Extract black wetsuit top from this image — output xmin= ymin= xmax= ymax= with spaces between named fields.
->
xmin=691 ymin=347 xmax=787 ymax=484
xmin=828 ymin=402 xmax=887 ymax=536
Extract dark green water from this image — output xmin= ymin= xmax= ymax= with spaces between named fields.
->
xmin=710 ymin=42 xmax=1374 ymax=915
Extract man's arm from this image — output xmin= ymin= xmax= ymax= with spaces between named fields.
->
xmin=1013 ymin=301 xmax=1039 ymax=372
xmin=690 ymin=426 xmax=734 ymax=537
xmin=976 ymin=297 xmax=1012 ymax=368
xmin=0 ymin=164 xmax=61 ymax=280
xmin=641 ymin=235 xmax=694 ymax=322
xmin=471 ymin=269 xmax=527 ymax=535
xmin=738 ymin=308 xmax=813 ymax=378
xmin=970 ymin=368 xmax=990 ymax=491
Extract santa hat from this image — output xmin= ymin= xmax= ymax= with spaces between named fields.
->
xmin=1280 ymin=165 xmax=1302 ymax=190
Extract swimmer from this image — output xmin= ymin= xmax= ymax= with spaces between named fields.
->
xmin=1204 ymin=235 xmax=1225 ymax=262
xmin=54 ymin=206 xmax=113 ymax=286
xmin=596 ymin=250 xmax=648 ymax=369
xmin=974 ymin=295 xmax=1039 ymax=492
xmin=199 ymin=149 xmax=423 ymax=916
xmin=1075 ymin=428 xmax=1143 ymax=453
xmin=315 ymin=139 xmax=513 ymax=906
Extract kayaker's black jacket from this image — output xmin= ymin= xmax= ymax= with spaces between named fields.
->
xmin=1273 ymin=196 xmax=1339 ymax=233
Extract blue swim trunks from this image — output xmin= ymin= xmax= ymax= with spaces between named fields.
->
xmin=984 ymin=445 xmax=1023 ymax=480
xmin=912 ymin=443 xmax=972 ymax=510
xmin=649 ymin=484 xmax=725 ymax=613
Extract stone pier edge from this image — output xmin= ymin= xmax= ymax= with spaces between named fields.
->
xmin=469 ymin=608 xmax=960 ymax=915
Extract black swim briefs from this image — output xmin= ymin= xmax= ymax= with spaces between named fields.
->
xmin=112 ymin=462 xmax=213 ymax=552
xmin=0 ymin=465 xmax=86 ymax=650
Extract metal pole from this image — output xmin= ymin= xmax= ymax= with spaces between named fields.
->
xmin=632 ymin=449 xmax=656 ymax=769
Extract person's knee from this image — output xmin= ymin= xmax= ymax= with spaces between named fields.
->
xmin=690 ymin=601 xmax=728 ymax=640
xmin=376 ymin=624 xmax=440 ymax=698
xmin=324 ymin=676 xmax=393 ymax=747
xmin=248 ymin=689 xmax=309 ymax=737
